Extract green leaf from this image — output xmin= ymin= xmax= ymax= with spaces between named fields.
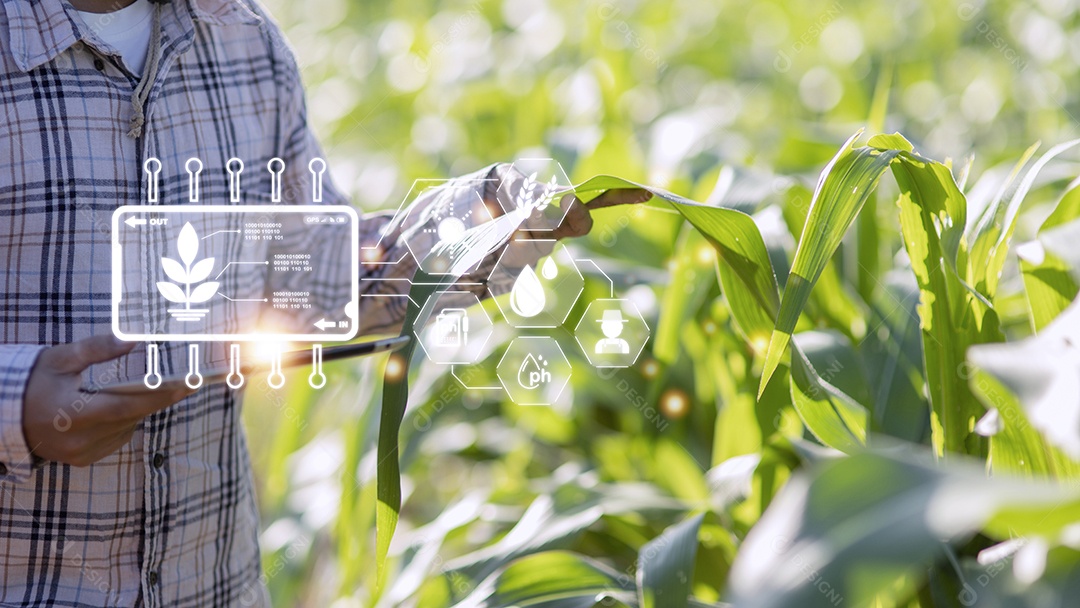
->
xmin=965 ymin=142 xmax=1040 ymax=297
xmin=760 ymin=131 xmax=900 ymax=396
xmin=967 ymin=296 xmax=1080 ymax=464
xmin=966 ymin=139 xmax=1080 ymax=298
xmin=1021 ymin=199 xmax=1080 ymax=331
xmin=452 ymin=551 xmax=635 ymax=608
xmin=654 ymin=440 xmax=710 ymax=503
xmin=443 ymin=481 xmax=686 ymax=582
xmin=1042 ymin=176 xmax=1080 ymax=231
xmin=870 ymin=135 xmax=1003 ymax=456
xmin=956 ymin=545 xmax=1080 ymax=607
xmin=655 ymin=229 xmax=714 ymax=364
xmin=637 ymin=513 xmax=705 ymax=608
xmin=726 ymin=450 xmax=1080 ymax=608
xmin=379 ymin=175 xmax=778 ymax=591
xmin=1019 ymin=247 xmax=1079 ymax=333
xmin=377 ymin=208 xmax=533 ymax=589
xmin=866 ymin=61 xmax=892 ymax=136
xmin=577 ymin=175 xmax=780 ymax=341
xmin=788 ymin=331 xmax=869 ymax=453
xmin=870 ymin=133 xmax=983 ymax=305
xmin=969 ymin=366 xmax=1080 ymax=479
xmin=859 ymin=272 xmax=931 ymax=443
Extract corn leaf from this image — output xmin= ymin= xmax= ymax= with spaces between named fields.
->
xmin=1021 ymin=185 xmax=1080 ymax=331
xmin=727 ymin=450 xmax=1080 ymax=608
xmin=637 ymin=513 xmax=705 ymax=608
xmin=969 ymin=367 xmax=1080 ymax=479
xmin=451 ymin=551 xmax=635 ymax=608
xmin=759 ymin=131 xmax=900 ymax=396
xmin=870 ymin=135 xmax=1002 ymax=456
xmin=378 ymin=176 xmax=780 ymax=590
xmin=967 ymin=297 xmax=1080 ymax=464
xmin=967 ymin=139 xmax=1080 ymax=298
xmin=377 ymin=208 xmax=532 ymax=588
xmin=576 ymin=175 xmax=780 ymax=341
xmin=789 ymin=331 xmax=870 ymax=454
xmin=654 ymin=229 xmax=714 ymax=364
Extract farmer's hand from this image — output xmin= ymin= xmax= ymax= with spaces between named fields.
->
xmin=551 ymin=188 xmax=653 ymax=240
xmin=490 ymin=163 xmax=652 ymax=239
xmin=23 ymin=336 xmax=192 ymax=467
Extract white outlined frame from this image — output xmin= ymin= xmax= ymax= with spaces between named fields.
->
xmin=111 ymin=205 xmax=360 ymax=342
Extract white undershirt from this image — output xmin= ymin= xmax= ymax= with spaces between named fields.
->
xmin=76 ymin=0 xmax=155 ymax=76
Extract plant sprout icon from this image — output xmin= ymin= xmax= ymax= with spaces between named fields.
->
xmin=157 ymin=222 xmax=219 ymax=322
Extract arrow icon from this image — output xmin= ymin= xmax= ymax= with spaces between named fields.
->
xmin=314 ymin=319 xmax=333 ymax=331
xmin=125 ymin=216 xmax=147 ymax=228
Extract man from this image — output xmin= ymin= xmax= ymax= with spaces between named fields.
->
xmin=0 ymin=0 xmax=648 ymax=604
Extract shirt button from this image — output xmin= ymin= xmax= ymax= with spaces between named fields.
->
xmin=152 ymin=453 xmax=165 ymax=468
xmin=147 ymin=570 xmax=158 ymax=585
xmin=0 ymin=463 xmax=7 ymax=475
xmin=93 ymin=58 xmax=105 ymax=71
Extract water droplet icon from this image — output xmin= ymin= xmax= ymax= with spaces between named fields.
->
xmin=517 ymin=353 xmax=548 ymax=389
xmin=541 ymin=256 xmax=558 ymax=280
xmin=510 ymin=265 xmax=545 ymax=318
xmin=518 ymin=353 xmax=540 ymax=388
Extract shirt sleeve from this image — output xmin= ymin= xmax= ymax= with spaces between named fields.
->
xmin=0 ymin=344 xmax=45 ymax=484
xmin=267 ymin=28 xmax=557 ymax=336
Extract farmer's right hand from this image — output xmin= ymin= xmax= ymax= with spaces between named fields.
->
xmin=23 ymin=335 xmax=193 ymax=467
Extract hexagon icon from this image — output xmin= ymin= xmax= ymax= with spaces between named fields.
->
xmin=489 ymin=241 xmax=584 ymax=328
xmin=496 ymin=336 xmax=572 ymax=406
xmin=574 ymin=299 xmax=650 ymax=368
xmin=496 ymin=158 xmax=574 ymax=232
xmin=415 ymin=290 xmax=494 ymax=365
xmin=398 ymin=178 xmax=497 ymax=275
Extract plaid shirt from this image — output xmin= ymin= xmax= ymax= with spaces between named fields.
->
xmin=0 ymin=0 xmax=542 ymax=604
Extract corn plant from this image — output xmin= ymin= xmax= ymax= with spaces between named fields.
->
xmin=333 ymin=129 xmax=1080 ymax=608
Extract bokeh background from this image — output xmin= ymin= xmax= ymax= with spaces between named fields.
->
xmin=241 ymin=0 xmax=1080 ymax=605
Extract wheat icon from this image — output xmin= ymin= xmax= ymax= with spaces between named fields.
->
xmin=157 ymin=222 xmax=219 ymax=322
xmin=515 ymin=172 xmax=560 ymax=212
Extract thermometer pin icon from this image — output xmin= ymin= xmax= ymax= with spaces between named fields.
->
xmin=144 ymin=343 xmax=162 ymax=389
xmin=267 ymin=349 xmax=285 ymax=389
xmin=309 ymin=344 xmax=326 ymax=389
xmin=226 ymin=344 xmax=245 ymax=389
xmin=185 ymin=343 xmax=204 ymax=390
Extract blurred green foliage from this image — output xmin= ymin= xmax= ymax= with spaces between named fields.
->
xmin=240 ymin=0 xmax=1080 ymax=606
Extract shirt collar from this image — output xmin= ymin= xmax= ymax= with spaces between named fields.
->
xmin=1 ymin=0 xmax=261 ymax=72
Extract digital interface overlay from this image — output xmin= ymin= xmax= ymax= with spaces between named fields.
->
xmin=111 ymin=205 xmax=359 ymax=342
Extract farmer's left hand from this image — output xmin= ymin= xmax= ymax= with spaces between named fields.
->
xmin=551 ymin=188 xmax=653 ymax=239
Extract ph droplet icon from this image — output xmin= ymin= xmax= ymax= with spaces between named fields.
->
xmin=541 ymin=256 xmax=558 ymax=280
xmin=510 ymin=265 xmax=545 ymax=318
xmin=517 ymin=353 xmax=549 ymax=389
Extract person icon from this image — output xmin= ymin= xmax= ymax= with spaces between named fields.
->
xmin=595 ymin=309 xmax=630 ymax=355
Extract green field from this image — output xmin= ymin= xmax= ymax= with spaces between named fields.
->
xmin=244 ymin=0 xmax=1080 ymax=605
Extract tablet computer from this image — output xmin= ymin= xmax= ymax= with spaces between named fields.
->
xmin=92 ymin=335 xmax=409 ymax=395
